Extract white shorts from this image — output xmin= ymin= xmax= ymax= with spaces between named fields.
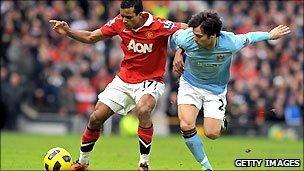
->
xmin=98 ymin=76 xmax=165 ymax=115
xmin=177 ymin=77 xmax=227 ymax=120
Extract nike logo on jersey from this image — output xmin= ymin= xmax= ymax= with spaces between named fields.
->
xmin=127 ymin=39 xmax=153 ymax=53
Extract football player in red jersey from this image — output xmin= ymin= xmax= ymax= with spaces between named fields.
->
xmin=49 ymin=0 xmax=187 ymax=170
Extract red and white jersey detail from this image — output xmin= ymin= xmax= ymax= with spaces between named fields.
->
xmin=100 ymin=12 xmax=181 ymax=83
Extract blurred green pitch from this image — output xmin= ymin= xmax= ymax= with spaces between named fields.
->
xmin=1 ymin=131 xmax=303 ymax=170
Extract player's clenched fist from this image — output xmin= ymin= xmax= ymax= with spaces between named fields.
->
xmin=49 ymin=20 xmax=70 ymax=35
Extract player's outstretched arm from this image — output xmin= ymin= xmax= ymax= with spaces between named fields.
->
xmin=269 ymin=25 xmax=290 ymax=40
xmin=49 ymin=20 xmax=105 ymax=44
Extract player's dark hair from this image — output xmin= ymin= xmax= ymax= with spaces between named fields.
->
xmin=121 ymin=0 xmax=143 ymax=15
xmin=188 ymin=10 xmax=222 ymax=37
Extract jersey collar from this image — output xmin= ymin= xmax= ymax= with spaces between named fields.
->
xmin=133 ymin=12 xmax=154 ymax=32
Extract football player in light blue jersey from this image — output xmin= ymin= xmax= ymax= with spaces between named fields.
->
xmin=170 ymin=10 xmax=290 ymax=171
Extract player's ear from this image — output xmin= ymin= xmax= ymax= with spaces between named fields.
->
xmin=138 ymin=12 xmax=143 ymax=17
xmin=209 ymin=34 xmax=216 ymax=39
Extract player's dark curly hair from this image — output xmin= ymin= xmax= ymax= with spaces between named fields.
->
xmin=121 ymin=0 xmax=143 ymax=15
xmin=188 ymin=10 xmax=222 ymax=37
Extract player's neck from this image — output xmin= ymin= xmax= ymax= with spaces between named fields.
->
xmin=205 ymin=38 xmax=217 ymax=50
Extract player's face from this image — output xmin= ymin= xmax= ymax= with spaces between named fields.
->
xmin=193 ymin=26 xmax=214 ymax=48
xmin=120 ymin=7 xmax=141 ymax=30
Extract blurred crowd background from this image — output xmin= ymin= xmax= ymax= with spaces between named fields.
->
xmin=1 ymin=1 xmax=303 ymax=138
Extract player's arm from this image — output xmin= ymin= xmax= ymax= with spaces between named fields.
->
xmin=180 ymin=23 xmax=188 ymax=29
xmin=66 ymin=28 xmax=104 ymax=44
xmin=234 ymin=25 xmax=290 ymax=51
xmin=173 ymin=48 xmax=185 ymax=75
xmin=246 ymin=25 xmax=290 ymax=42
xmin=49 ymin=20 xmax=105 ymax=44
xmin=170 ymin=30 xmax=186 ymax=75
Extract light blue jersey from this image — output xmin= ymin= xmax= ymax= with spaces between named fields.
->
xmin=170 ymin=28 xmax=270 ymax=94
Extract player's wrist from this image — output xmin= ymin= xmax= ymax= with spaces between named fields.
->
xmin=65 ymin=28 xmax=72 ymax=34
xmin=269 ymin=33 xmax=275 ymax=40
xmin=66 ymin=28 xmax=76 ymax=38
xmin=176 ymin=47 xmax=185 ymax=53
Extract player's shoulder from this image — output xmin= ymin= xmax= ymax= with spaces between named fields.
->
xmin=153 ymin=16 xmax=170 ymax=24
xmin=174 ymin=28 xmax=193 ymax=42
xmin=174 ymin=28 xmax=193 ymax=38
xmin=171 ymin=28 xmax=193 ymax=49
xmin=105 ymin=14 xmax=123 ymax=26
xmin=219 ymin=31 xmax=236 ymax=39
xmin=113 ymin=14 xmax=123 ymax=23
xmin=219 ymin=31 xmax=237 ymax=43
xmin=218 ymin=31 xmax=238 ymax=50
xmin=152 ymin=16 xmax=178 ymax=30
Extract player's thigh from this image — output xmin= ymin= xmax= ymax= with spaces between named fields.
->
xmin=177 ymin=77 xmax=202 ymax=129
xmin=134 ymin=80 xmax=165 ymax=113
xmin=178 ymin=104 xmax=200 ymax=130
xmin=177 ymin=77 xmax=203 ymax=109
xmin=98 ymin=77 xmax=134 ymax=115
xmin=202 ymin=90 xmax=227 ymax=133
xmin=202 ymin=90 xmax=227 ymax=121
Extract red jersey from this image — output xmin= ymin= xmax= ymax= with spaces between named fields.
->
xmin=100 ymin=12 xmax=181 ymax=83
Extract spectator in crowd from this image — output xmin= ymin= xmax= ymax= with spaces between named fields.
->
xmin=1 ymin=66 xmax=9 ymax=129
xmin=1 ymin=72 xmax=25 ymax=130
xmin=284 ymin=96 xmax=302 ymax=126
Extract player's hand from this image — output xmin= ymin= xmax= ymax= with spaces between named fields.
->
xmin=49 ymin=20 xmax=70 ymax=35
xmin=269 ymin=25 xmax=290 ymax=40
xmin=173 ymin=48 xmax=185 ymax=75
xmin=180 ymin=23 xmax=188 ymax=29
